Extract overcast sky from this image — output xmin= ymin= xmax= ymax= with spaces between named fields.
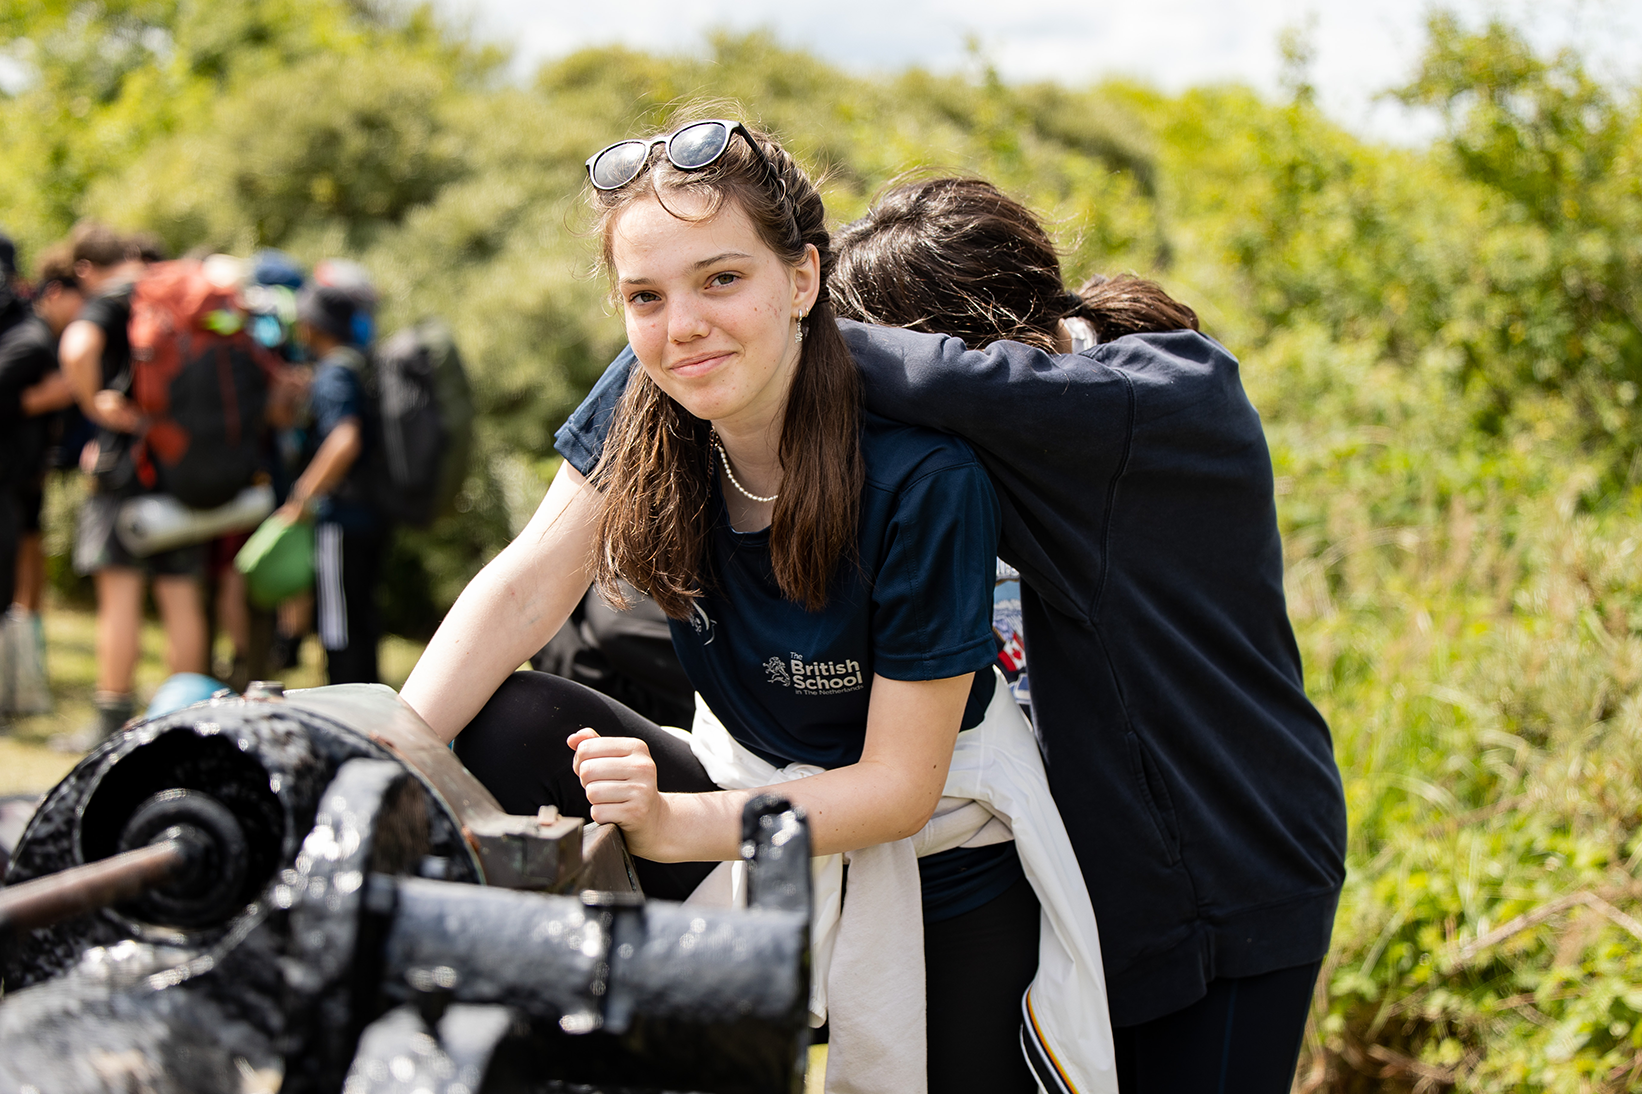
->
xmin=442 ymin=0 xmax=1642 ymax=143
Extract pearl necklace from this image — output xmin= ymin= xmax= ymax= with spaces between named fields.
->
xmin=711 ymin=435 xmax=779 ymax=504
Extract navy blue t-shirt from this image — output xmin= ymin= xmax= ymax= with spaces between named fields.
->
xmin=670 ymin=411 xmax=998 ymax=766
xmin=309 ymin=347 xmax=378 ymax=530
xmin=555 ymin=366 xmax=1022 ymax=920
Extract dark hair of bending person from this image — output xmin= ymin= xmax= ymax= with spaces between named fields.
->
xmin=831 ymin=176 xmax=1198 ymax=350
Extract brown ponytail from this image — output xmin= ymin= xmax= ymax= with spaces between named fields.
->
xmin=1070 ymin=273 xmax=1198 ymax=344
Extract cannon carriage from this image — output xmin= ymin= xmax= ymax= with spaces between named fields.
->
xmin=0 ymin=684 xmax=812 ymax=1094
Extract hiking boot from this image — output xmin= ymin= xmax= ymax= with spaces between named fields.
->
xmin=94 ymin=692 xmax=134 ymax=738
xmin=51 ymin=692 xmax=135 ymax=753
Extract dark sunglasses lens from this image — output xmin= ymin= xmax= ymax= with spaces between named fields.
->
xmin=591 ymin=141 xmax=651 ymax=189
xmin=668 ymin=122 xmax=732 ymax=170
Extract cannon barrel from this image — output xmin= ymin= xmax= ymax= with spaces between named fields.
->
xmin=0 ymin=840 xmax=188 ymax=938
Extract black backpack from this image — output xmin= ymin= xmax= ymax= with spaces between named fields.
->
xmin=367 ymin=319 xmax=473 ymax=528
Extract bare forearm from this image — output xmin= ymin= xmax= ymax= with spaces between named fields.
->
xmin=400 ymin=558 xmax=581 ymax=741
xmin=646 ymin=757 xmax=942 ymax=862
xmin=289 ymin=419 xmax=362 ymax=509
xmin=401 ymin=461 xmax=601 ymax=741
xmin=575 ymin=673 xmax=971 ymax=862
xmin=60 ymin=319 xmax=141 ymax=431
xmin=58 ymin=321 xmax=106 ymax=417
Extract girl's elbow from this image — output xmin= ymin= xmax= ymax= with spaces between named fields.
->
xmin=891 ymin=792 xmax=943 ymax=842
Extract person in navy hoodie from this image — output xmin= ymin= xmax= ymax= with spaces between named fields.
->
xmin=552 ymin=177 xmax=1347 ymax=1093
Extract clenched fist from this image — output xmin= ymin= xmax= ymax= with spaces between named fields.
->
xmin=568 ymin=728 xmax=668 ymax=856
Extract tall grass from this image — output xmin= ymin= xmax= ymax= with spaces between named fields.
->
xmin=1250 ymin=330 xmax=1642 ymax=1090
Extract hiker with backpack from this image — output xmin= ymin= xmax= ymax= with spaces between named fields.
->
xmin=61 ymin=238 xmax=283 ymax=740
xmin=277 ymin=284 xmax=385 ymax=684
xmin=57 ymin=225 xmax=198 ymax=740
xmin=259 ymin=255 xmax=470 ymax=685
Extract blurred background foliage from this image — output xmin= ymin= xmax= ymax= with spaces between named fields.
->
xmin=5 ymin=1 xmax=1642 ymax=1088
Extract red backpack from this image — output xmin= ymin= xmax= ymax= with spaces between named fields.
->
xmin=126 ymin=261 xmax=278 ymax=509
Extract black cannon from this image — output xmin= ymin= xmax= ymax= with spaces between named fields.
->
xmin=0 ymin=684 xmax=812 ymax=1094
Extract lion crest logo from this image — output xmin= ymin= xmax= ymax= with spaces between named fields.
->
xmin=763 ymin=656 xmax=792 ymax=687
xmin=688 ymin=602 xmax=715 ymax=644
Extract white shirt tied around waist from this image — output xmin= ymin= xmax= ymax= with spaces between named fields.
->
xmin=668 ymin=667 xmax=1116 ymax=1094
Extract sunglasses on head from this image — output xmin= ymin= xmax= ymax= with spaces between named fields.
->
xmin=586 ymin=119 xmax=773 ymax=191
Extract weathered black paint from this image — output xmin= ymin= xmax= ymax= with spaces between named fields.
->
xmin=0 ymin=684 xmax=813 ymax=1094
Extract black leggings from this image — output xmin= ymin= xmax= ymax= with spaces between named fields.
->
xmin=1113 ymin=959 xmax=1321 ymax=1094
xmin=454 ymin=671 xmax=1041 ymax=1093
xmin=455 ymin=669 xmax=722 ymax=897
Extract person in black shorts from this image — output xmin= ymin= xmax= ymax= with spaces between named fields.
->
xmin=0 ymin=245 xmax=81 ymax=599
xmin=7 ymin=245 xmax=79 ymax=614
xmin=58 ymin=223 xmax=207 ymax=740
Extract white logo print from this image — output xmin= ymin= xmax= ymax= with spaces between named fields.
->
xmin=688 ymin=602 xmax=716 ymax=644
xmin=765 ymin=651 xmax=865 ymax=696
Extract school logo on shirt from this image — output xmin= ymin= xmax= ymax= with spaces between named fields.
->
xmin=688 ymin=602 xmax=716 ymax=645
xmin=765 ymin=652 xmax=865 ymax=696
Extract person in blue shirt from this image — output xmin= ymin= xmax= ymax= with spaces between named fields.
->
xmin=279 ymin=285 xmax=383 ymax=684
xmin=402 ymin=121 xmax=1054 ymax=1093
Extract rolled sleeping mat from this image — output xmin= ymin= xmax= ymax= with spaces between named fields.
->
xmin=115 ymin=483 xmax=275 ymax=557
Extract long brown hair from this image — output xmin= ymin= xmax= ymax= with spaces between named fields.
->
xmin=831 ymin=177 xmax=1198 ymax=349
xmin=589 ymin=120 xmax=863 ymax=618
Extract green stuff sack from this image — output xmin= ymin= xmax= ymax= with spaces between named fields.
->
xmin=235 ymin=514 xmax=315 ymax=608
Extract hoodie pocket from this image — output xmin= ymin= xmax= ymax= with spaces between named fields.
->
xmin=1126 ymin=731 xmax=1181 ymax=865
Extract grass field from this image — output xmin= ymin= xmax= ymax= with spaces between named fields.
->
xmin=0 ymin=598 xmax=424 ymax=797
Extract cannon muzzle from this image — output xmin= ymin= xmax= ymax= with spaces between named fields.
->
xmin=0 ymin=787 xmax=249 ymax=937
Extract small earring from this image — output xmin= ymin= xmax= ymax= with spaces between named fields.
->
xmin=795 ymin=308 xmax=808 ymax=344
